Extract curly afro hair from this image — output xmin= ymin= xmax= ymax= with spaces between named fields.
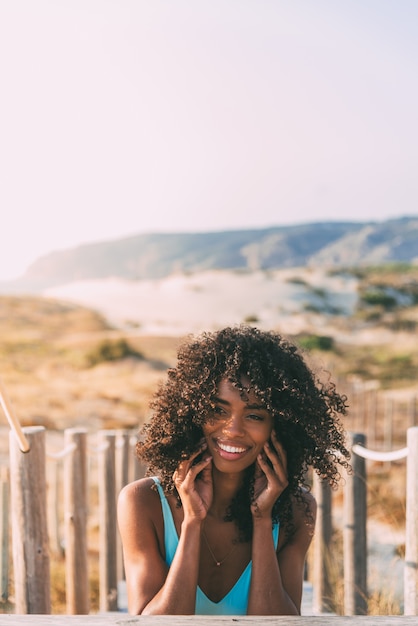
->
xmin=137 ymin=325 xmax=349 ymax=541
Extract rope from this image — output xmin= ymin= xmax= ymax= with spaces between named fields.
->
xmin=46 ymin=442 xmax=77 ymax=460
xmin=45 ymin=435 xmax=135 ymax=461
xmin=352 ymin=443 xmax=408 ymax=462
xmin=0 ymin=378 xmax=30 ymax=453
xmin=88 ymin=440 xmax=110 ymax=454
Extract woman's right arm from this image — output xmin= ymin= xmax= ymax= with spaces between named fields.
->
xmin=117 ymin=452 xmax=212 ymax=615
xmin=117 ymin=478 xmax=201 ymax=615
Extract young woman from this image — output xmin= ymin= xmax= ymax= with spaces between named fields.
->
xmin=118 ymin=326 xmax=349 ymax=615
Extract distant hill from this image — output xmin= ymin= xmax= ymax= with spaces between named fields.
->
xmin=2 ymin=216 xmax=418 ymax=292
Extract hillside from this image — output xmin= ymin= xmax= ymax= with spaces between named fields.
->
xmin=2 ymin=248 xmax=417 ymax=616
xmin=1 ymin=264 xmax=418 ymax=447
xmin=0 ymin=287 xmax=412 ymax=615
xmin=44 ymin=267 xmax=359 ymax=335
xmin=1 ymin=216 xmax=418 ymax=292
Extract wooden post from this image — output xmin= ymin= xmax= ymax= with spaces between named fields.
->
xmin=312 ymin=474 xmax=333 ymax=613
xmin=9 ymin=426 xmax=50 ymax=614
xmin=343 ymin=432 xmax=367 ymax=616
xmin=404 ymin=426 xmax=418 ymax=615
xmin=64 ymin=428 xmax=89 ymax=615
xmin=384 ymin=397 xmax=394 ymax=453
xmin=116 ymin=430 xmax=130 ymax=493
xmin=0 ymin=466 xmax=9 ymax=602
xmin=134 ymin=458 xmax=147 ymax=481
xmin=132 ymin=429 xmax=147 ymax=481
xmin=367 ymin=386 xmax=378 ymax=449
xmin=98 ymin=430 xmax=118 ymax=612
xmin=116 ymin=430 xmax=130 ymax=583
xmin=408 ymin=396 xmax=417 ymax=429
xmin=48 ymin=461 xmax=64 ymax=557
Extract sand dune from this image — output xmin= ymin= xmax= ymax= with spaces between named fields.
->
xmin=44 ymin=268 xmax=359 ymax=336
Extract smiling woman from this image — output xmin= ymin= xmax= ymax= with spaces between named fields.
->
xmin=117 ymin=326 xmax=350 ymax=616
xmin=202 ymin=379 xmax=274 ymax=472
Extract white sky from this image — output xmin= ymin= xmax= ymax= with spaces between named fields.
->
xmin=1 ymin=0 xmax=417 ymax=280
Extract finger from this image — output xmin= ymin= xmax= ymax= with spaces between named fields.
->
xmin=261 ymin=444 xmax=288 ymax=485
xmin=173 ymin=455 xmax=194 ymax=487
xmin=176 ymin=440 xmax=207 ymax=473
xmin=174 ymin=455 xmax=212 ymax=491
xmin=198 ymin=456 xmax=213 ymax=481
xmin=270 ymin=431 xmax=287 ymax=459
xmin=257 ymin=455 xmax=288 ymax=501
xmin=190 ymin=440 xmax=208 ymax=461
xmin=264 ymin=440 xmax=285 ymax=467
xmin=254 ymin=457 xmax=264 ymax=479
xmin=192 ymin=454 xmax=212 ymax=473
xmin=268 ymin=433 xmax=288 ymax=470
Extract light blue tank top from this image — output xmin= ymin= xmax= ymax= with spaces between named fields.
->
xmin=152 ymin=477 xmax=279 ymax=615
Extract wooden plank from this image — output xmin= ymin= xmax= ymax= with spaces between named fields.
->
xmin=117 ymin=618 xmax=418 ymax=625
xmin=405 ymin=426 xmax=418 ymax=614
xmin=1 ymin=616 xmax=418 ymax=625
xmin=344 ymin=432 xmax=367 ymax=615
xmin=64 ymin=428 xmax=89 ymax=614
xmin=98 ymin=431 xmax=118 ymax=613
xmin=9 ymin=426 xmax=50 ymax=613
xmin=0 ymin=465 xmax=9 ymax=601
xmin=311 ymin=475 xmax=333 ymax=613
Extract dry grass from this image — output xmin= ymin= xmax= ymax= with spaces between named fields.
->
xmin=0 ymin=289 xmax=416 ymax=615
xmin=0 ymin=295 xmax=181 ymax=432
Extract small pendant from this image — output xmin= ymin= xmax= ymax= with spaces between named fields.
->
xmin=216 ymin=562 xmax=221 ymax=567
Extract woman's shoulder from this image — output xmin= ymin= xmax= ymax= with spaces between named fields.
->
xmin=278 ymin=488 xmax=316 ymax=551
xmin=292 ymin=487 xmax=316 ymax=524
xmin=290 ymin=488 xmax=317 ymax=543
xmin=297 ymin=487 xmax=316 ymax=514
xmin=118 ymin=476 xmax=162 ymax=515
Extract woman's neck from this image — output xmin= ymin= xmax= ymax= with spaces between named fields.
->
xmin=208 ymin=466 xmax=245 ymax=520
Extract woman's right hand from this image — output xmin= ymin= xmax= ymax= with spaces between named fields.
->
xmin=172 ymin=442 xmax=213 ymax=522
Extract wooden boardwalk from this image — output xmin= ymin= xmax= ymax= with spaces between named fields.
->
xmin=115 ymin=580 xmax=318 ymax=616
xmin=2 ymin=583 xmax=415 ymax=625
xmin=0 ymin=615 xmax=417 ymax=625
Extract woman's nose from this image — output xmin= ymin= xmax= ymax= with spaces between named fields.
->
xmin=222 ymin=413 xmax=244 ymax=437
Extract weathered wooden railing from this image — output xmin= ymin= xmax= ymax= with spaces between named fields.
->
xmin=5 ymin=425 xmax=144 ymax=615
xmin=2 ymin=425 xmax=418 ymax=616
xmin=311 ymin=427 xmax=418 ymax=616
xmin=1 ymin=615 xmax=418 ymax=624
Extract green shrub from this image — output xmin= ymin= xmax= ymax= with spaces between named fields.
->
xmin=243 ymin=314 xmax=259 ymax=323
xmin=86 ymin=339 xmax=143 ymax=367
xmin=297 ymin=334 xmax=334 ymax=352
xmin=360 ymin=290 xmax=398 ymax=310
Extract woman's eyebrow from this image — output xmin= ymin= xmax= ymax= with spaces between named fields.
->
xmin=213 ymin=396 xmax=229 ymax=405
xmin=213 ymin=397 xmax=267 ymax=410
xmin=245 ymin=403 xmax=268 ymax=410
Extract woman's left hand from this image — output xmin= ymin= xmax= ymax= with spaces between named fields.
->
xmin=251 ymin=430 xmax=288 ymax=520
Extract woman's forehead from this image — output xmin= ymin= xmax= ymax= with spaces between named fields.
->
xmin=217 ymin=376 xmax=262 ymax=401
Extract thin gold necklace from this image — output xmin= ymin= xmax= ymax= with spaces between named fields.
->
xmin=201 ymin=527 xmax=237 ymax=567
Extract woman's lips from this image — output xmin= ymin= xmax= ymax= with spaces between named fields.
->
xmin=214 ymin=439 xmax=250 ymax=460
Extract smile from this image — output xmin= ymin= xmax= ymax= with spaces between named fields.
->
xmin=213 ymin=439 xmax=251 ymax=461
xmin=217 ymin=442 xmax=247 ymax=454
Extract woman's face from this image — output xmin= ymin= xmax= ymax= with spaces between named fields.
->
xmin=202 ymin=377 xmax=274 ymax=473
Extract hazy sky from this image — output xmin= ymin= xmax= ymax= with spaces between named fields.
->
xmin=1 ymin=1 xmax=417 ymax=280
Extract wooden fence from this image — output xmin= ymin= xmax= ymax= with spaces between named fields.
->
xmin=1 ymin=424 xmax=418 ymax=616
xmin=311 ymin=427 xmax=418 ymax=616
xmin=2 ymin=614 xmax=418 ymax=625
xmin=3 ymin=426 xmax=144 ymax=615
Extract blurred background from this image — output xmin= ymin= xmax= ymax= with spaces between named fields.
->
xmin=1 ymin=0 xmax=417 ymax=280
xmin=0 ymin=0 xmax=417 ymax=615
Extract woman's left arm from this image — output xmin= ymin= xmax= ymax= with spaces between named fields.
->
xmin=247 ymin=431 xmax=316 ymax=614
xmin=248 ymin=492 xmax=316 ymax=614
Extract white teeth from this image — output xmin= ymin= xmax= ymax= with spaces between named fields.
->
xmin=218 ymin=442 xmax=246 ymax=454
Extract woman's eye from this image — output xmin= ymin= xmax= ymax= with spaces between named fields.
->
xmin=247 ymin=413 xmax=264 ymax=421
xmin=214 ymin=406 xmax=226 ymax=416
